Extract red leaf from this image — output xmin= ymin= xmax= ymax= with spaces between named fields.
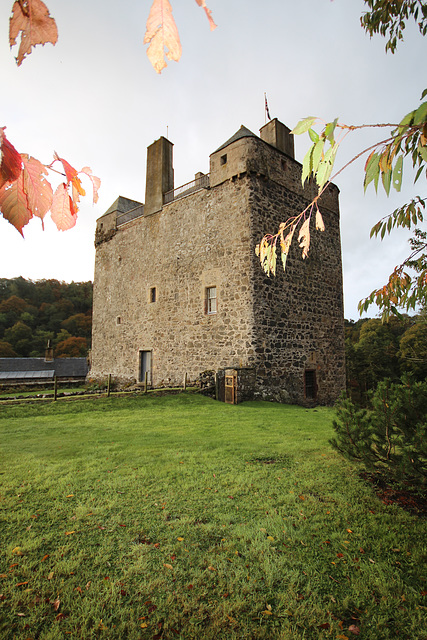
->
xmin=0 ymin=174 xmax=32 ymax=235
xmin=337 ymin=553 xmax=344 ymax=558
xmin=51 ymin=183 xmax=77 ymax=231
xmin=144 ymin=0 xmax=182 ymax=73
xmin=194 ymin=0 xmax=217 ymax=31
xmin=0 ymin=128 xmax=22 ymax=188
xmin=9 ymin=0 xmax=58 ymax=66
xmin=318 ymin=623 xmax=330 ymax=630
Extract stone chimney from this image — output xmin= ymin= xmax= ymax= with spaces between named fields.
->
xmin=45 ymin=339 xmax=54 ymax=362
xmin=259 ymin=118 xmax=295 ymax=159
xmin=144 ymin=136 xmax=174 ymax=216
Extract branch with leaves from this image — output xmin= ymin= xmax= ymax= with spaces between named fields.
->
xmin=0 ymin=128 xmax=100 ymax=235
xmin=255 ymin=89 xmax=427 ymax=318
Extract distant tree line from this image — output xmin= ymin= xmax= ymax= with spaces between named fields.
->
xmin=345 ymin=312 xmax=427 ymax=400
xmin=0 ymin=277 xmax=92 ymax=358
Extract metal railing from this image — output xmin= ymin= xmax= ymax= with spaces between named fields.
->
xmin=163 ymin=173 xmax=210 ymax=204
xmin=116 ymin=205 xmax=145 ymax=227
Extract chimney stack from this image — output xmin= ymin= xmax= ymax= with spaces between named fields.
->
xmin=259 ymin=118 xmax=295 ymax=158
xmin=144 ymin=137 xmax=174 ymax=216
xmin=45 ymin=339 xmax=54 ymax=362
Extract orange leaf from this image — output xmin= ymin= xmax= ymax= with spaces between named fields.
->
xmin=0 ymin=128 xmax=22 ymax=188
xmin=9 ymin=0 xmax=58 ymax=66
xmin=144 ymin=0 xmax=182 ymax=74
xmin=64 ymin=530 xmax=75 ymax=536
xmin=41 ymin=555 xmax=49 ymax=562
xmin=163 ymin=563 xmax=173 ymax=570
xmin=51 ymin=184 xmax=77 ymax=231
xmin=15 ymin=581 xmax=29 ymax=587
xmin=194 ymin=0 xmax=217 ymax=30
xmin=0 ymin=173 xmax=32 ymax=235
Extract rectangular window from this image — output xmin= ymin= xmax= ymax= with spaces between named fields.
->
xmin=220 ymin=154 xmax=227 ymax=165
xmin=139 ymin=350 xmax=152 ymax=385
xmin=206 ymin=287 xmax=217 ymax=315
xmin=304 ymin=370 xmax=317 ymax=400
xmin=150 ymin=287 xmax=156 ymax=303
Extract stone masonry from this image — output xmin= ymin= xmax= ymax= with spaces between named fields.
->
xmin=90 ymin=118 xmax=345 ymax=405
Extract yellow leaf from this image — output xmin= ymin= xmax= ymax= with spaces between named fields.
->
xmin=347 ymin=529 xmax=353 ymax=533
xmin=262 ymin=610 xmax=273 ymax=615
xmin=267 ymin=536 xmax=274 ymax=541
xmin=177 ymin=537 xmax=184 ymax=541
xmin=141 ymin=623 xmax=148 ymax=628
xmin=143 ymin=0 xmax=182 ymax=74
xmin=66 ymin=494 xmax=74 ymax=498
xmin=12 ymin=547 xmax=23 ymax=556
xmin=164 ymin=563 xmax=173 ymax=570
xmin=65 ymin=531 xmax=75 ymax=536
xmin=47 ymin=571 xmax=54 ymax=580
xmin=208 ymin=566 xmax=216 ymax=571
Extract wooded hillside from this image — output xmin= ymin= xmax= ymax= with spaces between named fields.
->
xmin=0 ymin=277 xmax=92 ymax=358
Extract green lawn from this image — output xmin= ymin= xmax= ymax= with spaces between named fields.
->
xmin=0 ymin=394 xmax=426 ymax=639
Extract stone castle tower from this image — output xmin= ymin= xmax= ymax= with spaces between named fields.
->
xmin=90 ymin=118 xmax=345 ymax=405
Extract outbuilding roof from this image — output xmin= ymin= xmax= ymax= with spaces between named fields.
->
xmin=0 ymin=358 xmax=88 ymax=380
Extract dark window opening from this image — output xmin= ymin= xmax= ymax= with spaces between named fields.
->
xmin=150 ymin=287 xmax=156 ymax=303
xmin=304 ymin=370 xmax=317 ymax=400
xmin=220 ymin=154 xmax=227 ymax=166
xmin=116 ymin=316 xmax=121 ymax=325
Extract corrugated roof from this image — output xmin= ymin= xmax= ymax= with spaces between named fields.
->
xmin=0 ymin=370 xmax=55 ymax=380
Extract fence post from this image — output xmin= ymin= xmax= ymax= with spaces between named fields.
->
xmin=184 ymin=372 xmax=187 ymax=391
xmin=54 ymin=376 xmax=57 ymax=401
xmin=145 ymin=371 xmax=148 ymax=393
xmin=107 ymin=374 xmax=111 ymax=397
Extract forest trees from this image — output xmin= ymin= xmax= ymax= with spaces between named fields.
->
xmin=0 ymin=277 xmax=92 ymax=358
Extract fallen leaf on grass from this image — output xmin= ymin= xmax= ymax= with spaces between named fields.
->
xmin=177 ymin=537 xmax=184 ymax=541
xmin=164 ymin=564 xmax=173 ymax=570
xmin=15 ymin=581 xmax=29 ymax=587
xmin=349 ymin=625 xmax=360 ymax=635
xmin=207 ymin=566 xmax=216 ymax=571
xmin=86 ymin=581 xmax=91 ymax=590
xmin=66 ymin=495 xmax=74 ymax=498
xmin=53 ymin=597 xmax=60 ymax=611
xmin=318 ymin=622 xmax=330 ymax=630
xmin=47 ymin=572 xmax=54 ymax=580
xmin=65 ymin=531 xmax=75 ymax=536
xmin=41 ymin=554 xmax=49 ymax=562
xmin=12 ymin=547 xmax=23 ymax=556
xmin=141 ymin=622 xmax=148 ymax=628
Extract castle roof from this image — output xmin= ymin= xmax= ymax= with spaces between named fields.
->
xmin=102 ymin=196 xmax=143 ymax=218
xmin=213 ymin=125 xmax=258 ymax=154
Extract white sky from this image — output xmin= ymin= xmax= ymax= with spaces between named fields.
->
xmin=0 ymin=0 xmax=425 ymax=320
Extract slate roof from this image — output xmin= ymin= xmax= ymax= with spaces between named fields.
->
xmin=102 ymin=196 xmax=143 ymax=217
xmin=0 ymin=358 xmax=88 ymax=380
xmin=212 ymin=125 xmax=258 ymax=154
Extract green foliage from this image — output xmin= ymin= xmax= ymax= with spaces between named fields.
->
xmin=361 ymin=0 xmax=427 ymax=53
xmin=331 ymin=377 xmax=427 ymax=487
xmin=0 ymin=278 xmax=92 ymax=357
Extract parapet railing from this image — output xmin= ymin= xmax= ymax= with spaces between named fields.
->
xmin=115 ymin=174 xmax=210 ymax=227
xmin=116 ymin=205 xmax=145 ymax=227
xmin=163 ymin=173 xmax=210 ymax=204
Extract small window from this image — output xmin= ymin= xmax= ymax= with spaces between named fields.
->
xmin=304 ymin=370 xmax=317 ymax=400
xmin=220 ymin=154 xmax=227 ymax=166
xmin=206 ymin=287 xmax=217 ymax=315
xmin=150 ymin=287 xmax=156 ymax=303
xmin=116 ymin=316 xmax=121 ymax=325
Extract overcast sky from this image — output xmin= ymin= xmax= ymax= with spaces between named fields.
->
xmin=0 ymin=0 xmax=425 ymax=319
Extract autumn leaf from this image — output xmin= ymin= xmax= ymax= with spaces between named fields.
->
xmin=348 ymin=625 xmax=360 ymax=635
xmin=81 ymin=167 xmax=100 ymax=203
xmin=194 ymin=0 xmax=217 ymax=31
xmin=51 ymin=184 xmax=77 ymax=231
xmin=0 ymin=128 xmax=22 ymax=188
xmin=9 ymin=0 xmax=58 ymax=66
xmin=53 ymin=597 xmax=60 ymax=611
xmin=144 ymin=0 xmax=182 ymax=73
xmin=298 ymin=218 xmax=311 ymax=259
xmin=0 ymin=173 xmax=32 ymax=235
xmin=21 ymin=154 xmax=53 ymax=224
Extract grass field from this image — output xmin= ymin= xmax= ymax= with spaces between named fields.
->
xmin=0 ymin=394 xmax=426 ymax=639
